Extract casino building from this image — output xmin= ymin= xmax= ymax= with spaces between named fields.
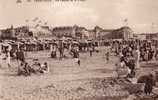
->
xmin=52 ymin=25 xmax=89 ymax=39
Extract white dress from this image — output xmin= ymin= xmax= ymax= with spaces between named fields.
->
xmin=41 ymin=64 xmax=49 ymax=73
xmin=0 ymin=54 xmax=2 ymax=67
xmin=116 ymin=61 xmax=128 ymax=78
xmin=6 ymin=53 xmax=11 ymax=66
xmin=135 ymin=49 xmax=140 ymax=68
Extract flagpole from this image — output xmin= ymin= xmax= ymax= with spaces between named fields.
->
xmin=123 ymin=18 xmax=128 ymax=40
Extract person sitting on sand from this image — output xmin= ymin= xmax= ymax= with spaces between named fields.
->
xmin=24 ymin=62 xmax=31 ymax=76
xmin=39 ymin=62 xmax=49 ymax=74
xmin=144 ymin=74 xmax=155 ymax=95
xmin=18 ymin=62 xmax=32 ymax=76
xmin=115 ymin=57 xmax=127 ymax=78
xmin=124 ymin=54 xmax=136 ymax=78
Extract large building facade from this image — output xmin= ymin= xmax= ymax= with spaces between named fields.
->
xmin=0 ymin=25 xmax=16 ymax=39
xmin=0 ymin=25 xmax=134 ymax=40
xmin=52 ymin=25 xmax=89 ymax=39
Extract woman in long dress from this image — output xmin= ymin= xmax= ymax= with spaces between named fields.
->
xmin=6 ymin=51 xmax=11 ymax=67
xmin=115 ymin=57 xmax=128 ymax=78
xmin=0 ymin=53 xmax=2 ymax=68
xmin=135 ymin=48 xmax=140 ymax=69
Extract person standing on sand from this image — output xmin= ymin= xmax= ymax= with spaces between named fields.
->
xmin=0 ymin=53 xmax=2 ymax=67
xmin=0 ymin=42 xmax=2 ymax=68
xmin=5 ymin=45 xmax=12 ymax=68
xmin=58 ymin=40 xmax=64 ymax=60
xmin=145 ymin=50 xmax=149 ymax=63
xmin=50 ymin=44 xmax=57 ymax=58
xmin=16 ymin=48 xmax=25 ymax=66
xmin=71 ymin=46 xmax=80 ymax=66
xmin=6 ymin=51 xmax=11 ymax=67
xmin=0 ymin=41 xmax=2 ymax=54
xmin=135 ymin=47 xmax=140 ymax=69
xmin=105 ymin=51 xmax=110 ymax=63
xmin=89 ymin=45 xmax=93 ymax=57
xmin=0 ymin=53 xmax=2 ymax=68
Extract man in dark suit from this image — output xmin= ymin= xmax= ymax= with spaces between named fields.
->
xmin=16 ymin=49 xmax=25 ymax=63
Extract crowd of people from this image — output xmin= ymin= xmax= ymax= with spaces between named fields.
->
xmin=0 ymin=38 xmax=99 ymax=76
xmin=0 ymin=38 xmax=158 ymax=95
xmin=111 ymin=39 xmax=158 ymax=95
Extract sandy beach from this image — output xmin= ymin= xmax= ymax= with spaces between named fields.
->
xmin=0 ymin=47 xmax=158 ymax=100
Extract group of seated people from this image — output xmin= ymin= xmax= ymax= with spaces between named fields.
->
xmin=17 ymin=60 xmax=49 ymax=76
xmin=116 ymin=53 xmax=136 ymax=79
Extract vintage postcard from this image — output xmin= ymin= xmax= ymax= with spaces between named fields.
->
xmin=0 ymin=0 xmax=158 ymax=100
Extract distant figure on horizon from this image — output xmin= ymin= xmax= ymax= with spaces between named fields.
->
xmin=105 ymin=51 xmax=110 ymax=63
xmin=50 ymin=44 xmax=57 ymax=58
xmin=6 ymin=45 xmax=12 ymax=68
xmin=58 ymin=40 xmax=64 ymax=60
xmin=89 ymin=46 xmax=93 ymax=57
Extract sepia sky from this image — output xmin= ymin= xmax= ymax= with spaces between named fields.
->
xmin=0 ymin=0 xmax=158 ymax=33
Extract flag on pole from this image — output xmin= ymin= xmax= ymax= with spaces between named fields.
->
xmin=44 ymin=22 xmax=47 ymax=25
xmin=25 ymin=19 xmax=29 ymax=22
xmin=124 ymin=18 xmax=128 ymax=23
xmin=124 ymin=18 xmax=128 ymax=26
xmin=16 ymin=0 xmax=22 ymax=3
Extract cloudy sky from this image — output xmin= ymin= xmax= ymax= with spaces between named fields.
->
xmin=0 ymin=0 xmax=158 ymax=33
